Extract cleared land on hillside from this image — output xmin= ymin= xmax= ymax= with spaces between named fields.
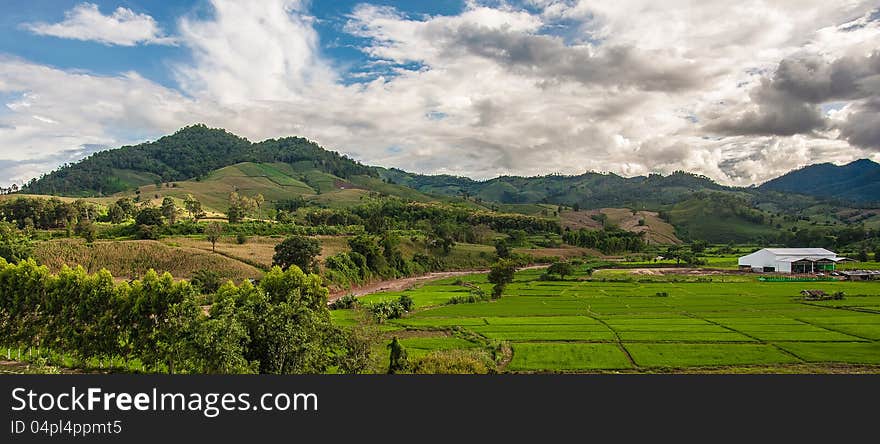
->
xmin=560 ymin=209 xmax=681 ymax=244
xmin=33 ymin=239 xmax=262 ymax=281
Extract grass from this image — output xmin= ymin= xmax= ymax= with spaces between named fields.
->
xmin=509 ymin=343 xmax=633 ymax=371
xmin=625 ymin=343 xmax=800 ymax=368
xmin=33 ymin=238 xmax=262 ymax=281
xmin=334 ymin=264 xmax=880 ymax=373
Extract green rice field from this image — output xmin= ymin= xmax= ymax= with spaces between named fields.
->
xmin=338 ymin=266 xmax=880 ymax=373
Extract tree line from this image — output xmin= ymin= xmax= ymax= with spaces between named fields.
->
xmin=0 ymin=259 xmax=369 ymax=374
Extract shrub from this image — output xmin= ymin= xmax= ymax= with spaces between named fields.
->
xmin=411 ymin=350 xmax=494 ymax=374
xmin=655 ymin=291 xmax=669 ymax=297
xmin=330 ymin=294 xmax=359 ymax=310
xmin=236 ymin=233 xmax=248 ymax=245
xmin=191 ymin=269 xmax=224 ymax=294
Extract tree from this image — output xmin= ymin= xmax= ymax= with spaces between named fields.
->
xmin=387 ymin=337 xmax=409 ymax=374
xmin=273 ymin=235 xmax=322 ymax=273
xmin=161 ymin=197 xmax=178 ymax=225
xmin=691 ymin=240 xmax=708 ymax=254
xmin=495 ymin=238 xmax=511 ymax=259
xmin=253 ymin=194 xmax=265 ymax=220
xmin=858 ymin=249 xmax=869 ymax=262
xmin=135 ymin=206 xmax=165 ymax=226
xmin=0 ymin=222 xmax=32 ymax=263
xmin=429 ymin=221 xmax=457 ymax=255
xmin=184 ymin=194 xmax=205 ymax=221
xmin=488 ymin=259 xmax=517 ymax=299
xmin=205 ymin=222 xmax=223 ymax=253
xmin=107 ymin=203 xmax=126 ymax=224
xmin=228 ymin=192 xmax=257 ymax=223
xmin=874 ymin=246 xmax=880 ymax=262
xmin=75 ymin=219 xmax=97 ymax=244
xmin=547 ymin=261 xmax=574 ymax=280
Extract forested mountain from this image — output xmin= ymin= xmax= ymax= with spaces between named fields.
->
xmin=759 ymin=159 xmax=880 ymax=204
xmin=22 ymin=125 xmax=376 ymax=196
xmin=19 ymin=125 xmax=879 ymax=215
xmin=380 ymin=168 xmax=730 ymax=209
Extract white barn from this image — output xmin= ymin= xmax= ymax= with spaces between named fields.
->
xmin=738 ymin=248 xmax=845 ymax=274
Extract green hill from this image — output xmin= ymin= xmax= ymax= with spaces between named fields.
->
xmin=22 ymin=124 xmax=375 ymax=196
xmin=759 ymin=159 xmax=880 ymax=204
xmin=662 ymin=193 xmax=779 ymax=243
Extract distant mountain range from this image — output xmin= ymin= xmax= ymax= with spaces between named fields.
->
xmin=759 ymin=159 xmax=880 ymax=204
xmin=20 ymin=125 xmax=880 ymax=209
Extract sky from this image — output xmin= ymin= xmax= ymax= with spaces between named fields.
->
xmin=1 ymin=0 xmax=879 ymax=188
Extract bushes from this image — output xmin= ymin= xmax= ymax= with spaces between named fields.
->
xmin=0 ymin=260 xmax=365 ymax=374
xmin=411 ymin=350 xmax=494 ymax=374
xmin=446 ymin=284 xmax=489 ymax=305
xmin=367 ymin=295 xmax=415 ymax=322
xmin=330 ymin=294 xmax=359 ymax=310
xmin=0 ymin=222 xmax=32 ymax=263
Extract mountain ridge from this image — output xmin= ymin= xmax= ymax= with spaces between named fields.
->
xmin=20 ymin=124 xmax=880 ymax=209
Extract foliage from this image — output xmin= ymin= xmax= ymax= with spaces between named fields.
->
xmin=273 ymin=235 xmax=322 ymax=273
xmin=0 ymin=222 xmax=33 ymax=263
xmin=488 ymin=259 xmax=517 ymax=299
xmin=562 ymin=227 xmax=645 ymax=254
xmin=411 ymin=350 xmax=493 ymax=374
xmin=135 ymin=206 xmax=165 ymax=227
xmin=191 ymin=269 xmax=224 ymax=294
xmin=329 ymin=294 xmax=359 ymax=310
xmin=368 ymin=295 xmax=414 ymax=322
xmin=183 ymin=194 xmax=205 ymax=221
xmin=547 ymin=262 xmax=574 ymax=280
xmin=161 ymin=198 xmax=178 ymax=225
xmin=387 ymin=337 xmax=409 ymax=374
xmin=0 ymin=260 xmax=358 ymax=374
xmin=205 ymin=222 xmax=223 ymax=253
xmin=23 ymin=124 xmax=375 ymax=196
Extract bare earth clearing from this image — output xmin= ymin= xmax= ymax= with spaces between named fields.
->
xmin=328 ymin=265 xmax=549 ymax=302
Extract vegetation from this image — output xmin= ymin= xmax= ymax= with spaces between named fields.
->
xmin=0 ymin=222 xmax=32 ymax=263
xmin=0 ymin=260 xmax=367 ymax=374
xmin=342 ymin=266 xmax=880 ymax=373
xmin=272 ymin=235 xmax=322 ymax=273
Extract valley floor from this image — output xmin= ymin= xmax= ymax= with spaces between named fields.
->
xmin=333 ymin=266 xmax=880 ymax=374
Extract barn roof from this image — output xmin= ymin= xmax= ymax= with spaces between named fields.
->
xmin=764 ymin=248 xmax=836 ymax=256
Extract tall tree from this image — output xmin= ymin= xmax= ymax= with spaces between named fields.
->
xmin=488 ymin=259 xmax=517 ymax=299
xmin=273 ymin=236 xmax=322 ymax=273
xmin=205 ymin=222 xmax=223 ymax=253
xmin=161 ymin=197 xmax=178 ymax=225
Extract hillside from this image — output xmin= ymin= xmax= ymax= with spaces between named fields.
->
xmin=560 ymin=208 xmax=681 ymax=244
xmin=759 ymin=159 xmax=880 ymax=204
xmin=22 ymin=124 xmax=376 ymax=196
xmin=136 ymin=161 xmax=435 ymax=212
xmin=662 ymin=193 xmax=779 ymax=243
xmin=380 ymin=168 xmax=732 ymax=209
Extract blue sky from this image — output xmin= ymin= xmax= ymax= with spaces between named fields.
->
xmin=0 ymin=1 xmax=878 ymax=188
xmin=0 ymin=1 xmax=466 ymax=89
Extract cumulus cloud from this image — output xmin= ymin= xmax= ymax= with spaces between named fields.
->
xmin=24 ymin=3 xmax=176 ymax=46
xmin=706 ymin=50 xmax=880 ymax=144
xmin=3 ymin=0 xmax=880 ymax=188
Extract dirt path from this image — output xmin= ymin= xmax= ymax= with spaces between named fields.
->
xmin=328 ymin=265 xmax=549 ymax=303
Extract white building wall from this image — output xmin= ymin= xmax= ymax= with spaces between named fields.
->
xmin=775 ymin=261 xmax=791 ymax=273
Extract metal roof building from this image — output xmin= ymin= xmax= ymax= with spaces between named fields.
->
xmin=738 ymin=248 xmax=847 ymax=274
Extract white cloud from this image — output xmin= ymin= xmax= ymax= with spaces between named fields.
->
xmin=2 ymin=0 xmax=880 ymax=188
xmin=24 ymin=3 xmax=176 ymax=46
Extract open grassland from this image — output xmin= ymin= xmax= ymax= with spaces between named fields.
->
xmin=164 ymin=235 xmax=351 ymax=269
xmin=33 ymin=238 xmax=262 ymax=282
xmin=343 ymin=266 xmax=880 ymax=373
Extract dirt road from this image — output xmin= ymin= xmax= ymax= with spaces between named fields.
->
xmin=328 ymin=265 xmax=549 ymax=303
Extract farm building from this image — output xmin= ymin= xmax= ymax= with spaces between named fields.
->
xmin=738 ymin=248 xmax=848 ymax=274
